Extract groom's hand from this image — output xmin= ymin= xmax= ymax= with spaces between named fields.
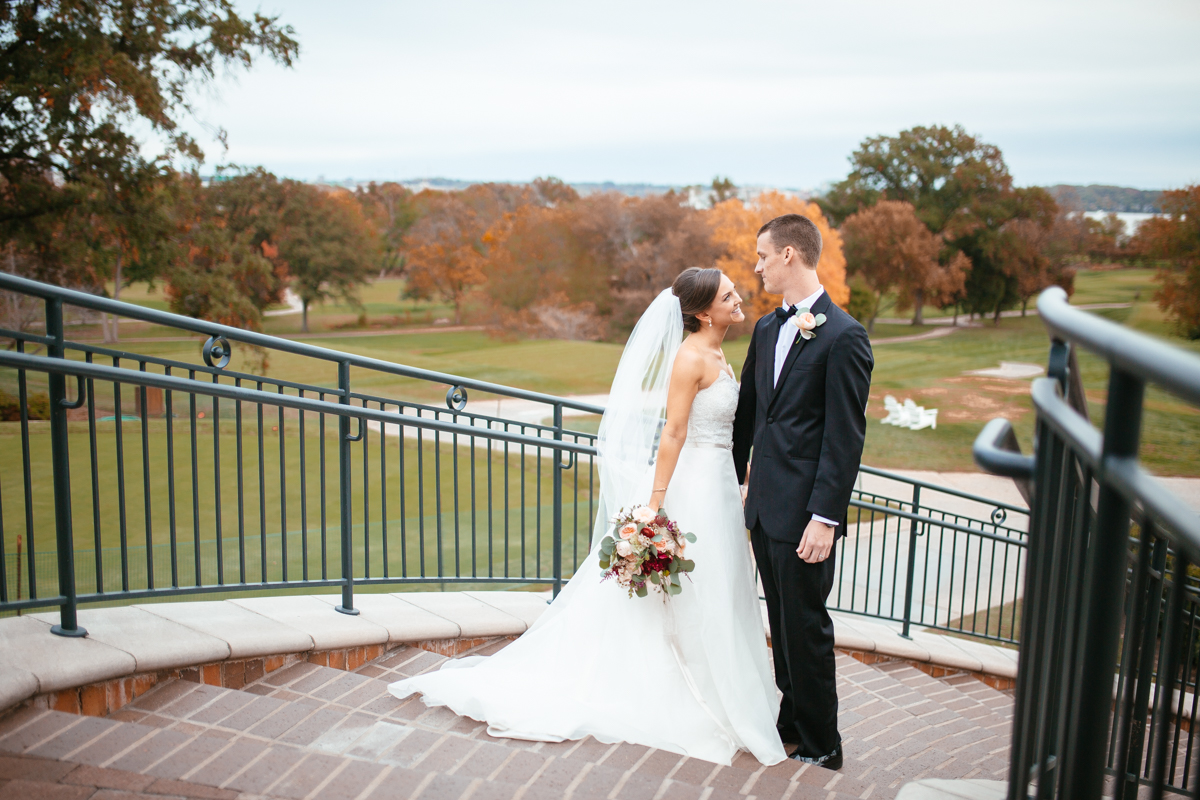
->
xmin=796 ymin=520 xmax=834 ymax=563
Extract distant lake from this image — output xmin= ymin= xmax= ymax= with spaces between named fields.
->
xmin=1084 ymin=211 xmax=1159 ymax=235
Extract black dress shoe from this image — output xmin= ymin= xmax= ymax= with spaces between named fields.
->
xmin=789 ymin=746 xmax=843 ymax=770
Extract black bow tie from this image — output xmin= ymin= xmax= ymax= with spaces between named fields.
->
xmin=774 ymin=306 xmax=797 ymax=321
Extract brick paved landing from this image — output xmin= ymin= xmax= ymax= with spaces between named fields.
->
xmin=0 ymin=641 xmax=1012 ymax=800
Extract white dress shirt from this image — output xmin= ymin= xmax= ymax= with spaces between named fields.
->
xmin=773 ymin=286 xmax=824 ymax=388
xmin=772 ymin=286 xmax=838 ymax=529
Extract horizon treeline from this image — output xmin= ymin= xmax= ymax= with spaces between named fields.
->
xmin=3 ymin=145 xmax=1193 ymax=342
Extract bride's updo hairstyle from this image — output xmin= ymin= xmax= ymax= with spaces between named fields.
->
xmin=672 ymin=267 xmax=722 ymax=333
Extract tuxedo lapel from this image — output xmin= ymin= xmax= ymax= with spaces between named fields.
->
xmin=760 ymin=315 xmax=781 ymax=403
xmin=767 ymin=292 xmax=833 ymax=413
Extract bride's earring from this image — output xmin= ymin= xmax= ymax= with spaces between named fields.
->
xmin=707 ymin=318 xmax=712 ymax=327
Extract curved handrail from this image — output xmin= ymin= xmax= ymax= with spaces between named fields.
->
xmin=972 ymin=418 xmax=1035 ymax=480
xmin=1038 ymin=287 xmax=1200 ymax=404
xmin=0 ymin=349 xmax=600 ymax=456
xmin=0 ymin=272 xmax=607 ymax=415
xmin=858 ymin=462 xmax=1029 ymax=513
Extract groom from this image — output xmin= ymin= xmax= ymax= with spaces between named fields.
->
xmin=733 ymin=214 xmax=873 ymax=768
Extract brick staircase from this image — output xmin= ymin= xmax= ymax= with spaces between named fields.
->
xmin=0 ymin=641 xmax=1012 ymax=800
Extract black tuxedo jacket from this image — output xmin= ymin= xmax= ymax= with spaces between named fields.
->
xmin=732 ymin=291 xmax=873 ymax=543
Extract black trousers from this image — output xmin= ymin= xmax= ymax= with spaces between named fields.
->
xmin=751 ymin=523 xmax=840 ymax=758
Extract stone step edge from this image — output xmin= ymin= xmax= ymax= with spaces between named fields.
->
xmin=9 ymin=635 xmax=510 ymax=720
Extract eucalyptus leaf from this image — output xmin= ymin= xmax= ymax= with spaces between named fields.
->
xmin=599 ymin=558 xmax=610 ymax=570
xmin=815 ymin=313 xmax=827 ymax=324
xmin=684 ymin=532 xmax=697 ymax=543
xmin=636 ymin=585 xmax=648 ymax=598
xmin=649 ymin=571 xmax=660 ymax=584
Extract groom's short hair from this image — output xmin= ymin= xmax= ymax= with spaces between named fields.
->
xmin=758 ymin=214 xmax=822 ymax=269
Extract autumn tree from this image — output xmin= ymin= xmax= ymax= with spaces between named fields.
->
xmin=481 ymin=203 xmax=606 ymax=338
xmin=1133 ymin=185 xmax=1200 ymax=339
xmin=0 ymin=0 xmax=298 ymax=288
xmin=708 ymin=191 xmax=849 ymax=321
xmin=278 ymin=184 xmax=378 ymax=332
xmin=404 ymin=193 xmax=488 ymax=325
xmin=840 ymin=200 xmax=967 ymax=331
xmin=992 ymin=188 xmax=1076 ymax=316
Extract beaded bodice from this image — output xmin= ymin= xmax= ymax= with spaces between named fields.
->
xmin=686 ymin=370 xmax=739 ymax=448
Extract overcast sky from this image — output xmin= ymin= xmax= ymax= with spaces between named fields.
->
xmin=185 ymin=0 xmax=1200 ymax=190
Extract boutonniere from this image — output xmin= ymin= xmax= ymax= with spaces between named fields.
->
xmin=791 ymin=308 xmax=827 ymax=340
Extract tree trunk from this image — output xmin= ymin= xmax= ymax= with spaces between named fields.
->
xmin=912 ymin=289 xmax=924 ymax=326
xmin=301 ymin=300 xmax=309 ymax=333
xmin=867 ymin=292 xmax=880 ymax=335
xmin=953 ymin=304 xmax=959 ymax=326
xmin=993 ymin=299 xmax=1003 ymax=325
xmin=1022 ymin=299 xmax=1028 ymax=317
xmin=453 ymin=293 xmax=462 ymax=326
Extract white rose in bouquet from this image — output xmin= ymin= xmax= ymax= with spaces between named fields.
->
xmin=632 ymin=505 xmax=656 ymax=524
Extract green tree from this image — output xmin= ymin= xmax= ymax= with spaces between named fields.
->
xmin=279 ymin=183 xmax=378 ymax=332
xmin=164 ymin=172 xmax=285 ymax=330
xmin=357 ymin=182 xmax=419 ymax=279
xmin=710 ymin=176 xmax=737 ymax=205
xmin=95 ymin=163 xmax=179 ymax=341
xmin=0 ymin=0 xmax=297 ymax=288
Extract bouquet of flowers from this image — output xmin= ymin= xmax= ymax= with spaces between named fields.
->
xmin=599 ymin=504 xmax=697 ymax=598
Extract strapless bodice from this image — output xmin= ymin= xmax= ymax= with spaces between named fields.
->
xmin=686 ymin=371 xmax=739 ymax=448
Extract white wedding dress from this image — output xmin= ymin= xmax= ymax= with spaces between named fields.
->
xmin=388 ymin=369 xmax=787 ymax=767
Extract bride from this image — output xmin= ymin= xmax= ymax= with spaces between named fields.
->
xmin=388 ymin=268 xmax=787 ymax=767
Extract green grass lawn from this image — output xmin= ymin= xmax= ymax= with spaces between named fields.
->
xmin=0 ymin=415 xmax=598 ymax=608
xmin=15 ymin=268 xmax=1197 ymax=477
xmin=874 ymin=266 xmax=1160 ymax=323
xmin=106 ymin=278 xmax=460 ymax=338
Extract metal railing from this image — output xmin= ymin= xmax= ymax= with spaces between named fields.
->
xmin=1 ymin=273 xmax=1029 ymax=652
xmin=837 ymin=466 xmax=1028 ymax=644
xmin=975 ymin=286 xmax=1200 ymax=800
xmin=0 ymin=273 xmax=603 ymax=635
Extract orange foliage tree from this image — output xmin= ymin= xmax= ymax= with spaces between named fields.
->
xmin=841 ymin=200 xmax=968 ymax=330
xmin=1133 ymin=185 xmax=1200 ymax=339
xmin=405 ymin=193 xmax=488 ymax=325
xmin=707 ymin=191 xmax=849 ymax=321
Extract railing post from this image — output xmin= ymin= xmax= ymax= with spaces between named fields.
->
xmin=552 ymin=403 xmax=564 ymax=598
xmin=46 ymin=298 xmax=86 ymax=637
xmin=335 ymin=361 xmax=359 ymax=616
xmin=900 ymin=486 xmax=921 ymax=639
xmin=1061 ymin=366 xmax=1143 ymax=800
